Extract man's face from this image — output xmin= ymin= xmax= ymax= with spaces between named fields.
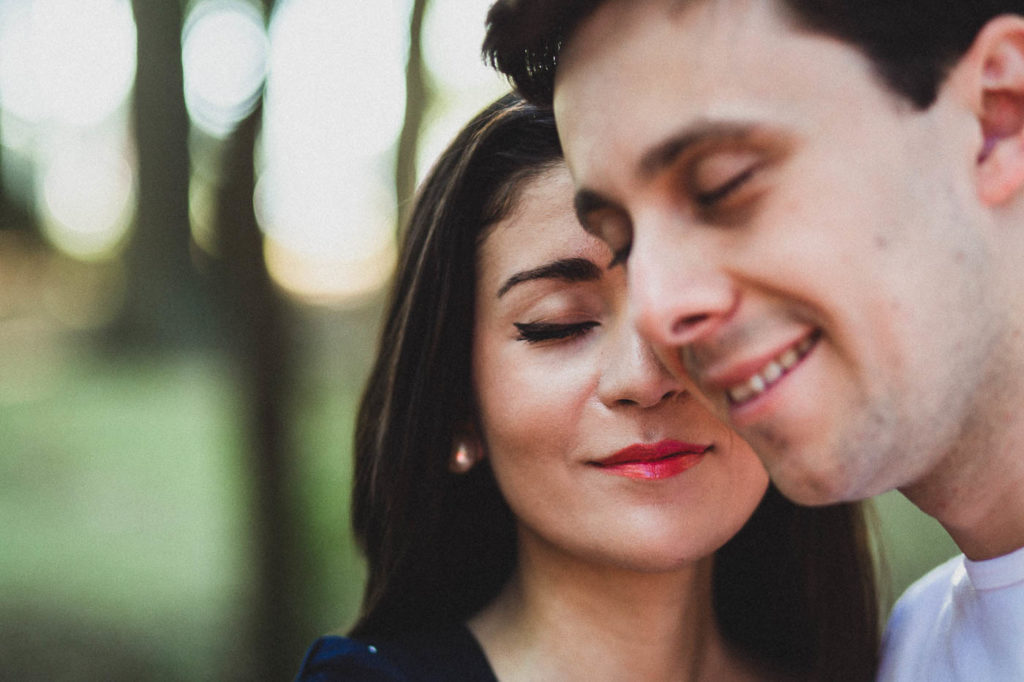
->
xmin=553 ymin=0 xmax=1009 ymax=504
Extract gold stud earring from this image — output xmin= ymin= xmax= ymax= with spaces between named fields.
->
xmin=449 ymin=439 xmax=478 ymax=474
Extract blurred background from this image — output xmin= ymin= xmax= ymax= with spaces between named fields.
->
xmin=0 ymin=0 xmax=957 ymax=679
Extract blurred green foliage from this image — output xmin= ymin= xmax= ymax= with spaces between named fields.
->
xmin=0 ymin=320 xmax=374 ymax=677
xmin=1 ymin=350 xmax=250 ymax=677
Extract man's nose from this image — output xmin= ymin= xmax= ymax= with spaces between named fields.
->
xmin=626 ymin=225 xmax=736 ymax=375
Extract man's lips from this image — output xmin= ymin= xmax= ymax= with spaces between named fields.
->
xmin=700 ymin=329 xmax=821 ymax=407
xmin=591 ymin=440 xmax=711 ymax=480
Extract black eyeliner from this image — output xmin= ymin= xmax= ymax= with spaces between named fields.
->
xmin=514 ymin=321 xmax=599 ymax=343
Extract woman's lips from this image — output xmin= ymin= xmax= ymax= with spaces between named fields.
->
xmin=592 ymin=440 xmax=711 ymax=480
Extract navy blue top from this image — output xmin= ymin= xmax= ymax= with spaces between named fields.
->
xmin=295 ymin=623 xmax=498 ymax=682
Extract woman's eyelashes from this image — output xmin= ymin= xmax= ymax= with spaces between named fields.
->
xmin=514 ymin=320 xmax=599 ymax=344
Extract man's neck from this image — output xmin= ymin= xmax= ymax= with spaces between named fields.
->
xmin=902 ymin=400 xmax=1024 ymax=561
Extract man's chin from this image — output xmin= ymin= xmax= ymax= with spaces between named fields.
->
xmin=766 ymin=459 xmax=871 ymax=507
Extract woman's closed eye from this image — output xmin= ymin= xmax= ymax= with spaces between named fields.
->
xmin=514 ymin=320 xmax=599 ymax=344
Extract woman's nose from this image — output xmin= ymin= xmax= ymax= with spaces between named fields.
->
xmin=596 ymin=326 xmax=684 ymax=409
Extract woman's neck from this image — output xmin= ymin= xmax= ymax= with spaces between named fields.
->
xmin=468 ymin=532 xmax=760 ymax=682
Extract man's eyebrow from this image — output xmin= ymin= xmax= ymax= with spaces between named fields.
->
xmin=497 ymin=257 xmax=601 ymax=298
xmin=638 ymin=120 xmax=759 ymax=178
xmin=571 ymin=121 xmax=761 ymax=228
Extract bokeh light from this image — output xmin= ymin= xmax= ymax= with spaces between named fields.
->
xmin=37 ymin=138 xmax=135 ymax=261
xmin=422 ymin=0 xmax=502 ymax=93
xmin=265 ymin=0 xmax=406 ymax=161
xmin=182 ymin=0 xmax=268 ymax=138
xmin=263 ymin=234 xmax=396 ymax=307
xmin=255 ymin=167 xmax=396 ymax=304
xmin=258 ymin=0 xmax=408 ymax=304
xmin=416 ymin=0 xmax=507 ymax=181
xmin=0 ymin=0 xmax=136 ymax=127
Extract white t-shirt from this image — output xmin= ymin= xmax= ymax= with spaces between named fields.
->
xmin=878 ymin=545 xmax=1024 ymax=681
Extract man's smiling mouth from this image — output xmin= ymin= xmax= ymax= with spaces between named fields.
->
xmin=725 ymin=330 xmax=821 ymax=406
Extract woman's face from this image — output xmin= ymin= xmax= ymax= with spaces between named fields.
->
xmin=472 ymin=164 xmax=769 ymax=572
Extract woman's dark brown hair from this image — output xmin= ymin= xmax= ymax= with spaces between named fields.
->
xmin=348 ymin=93 xmax=880 ymax=680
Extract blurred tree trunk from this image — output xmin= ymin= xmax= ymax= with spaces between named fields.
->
xmin=120 ymin=0 xmax=209 ymax=349
xmin=0 ymin=124 xmax=30 ymax=231
xmin=211 ymin=1 xmax=313 ymax=677
xmin=395 ymin=0 xmax=431 ymax=229
xmin=0 ymin=117 xmax=7 ymax=229
xmin=124 ymin=0 xmax=309 ymax=676
xmin=213 ymin=0 xmax=318 ymax=675
xmin=210 ymin=1 xmax=433 ymax=677
xmin=130 ymin=0 xmax=306 ymax=676
xmin=214 ymin=98 xmax=305 ymax=681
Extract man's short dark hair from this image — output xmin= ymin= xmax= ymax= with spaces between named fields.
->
xmin=484 ymin=0 xmax=1024 ymax=109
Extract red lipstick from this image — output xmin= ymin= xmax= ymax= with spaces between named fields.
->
xmin=593 ymin=440 xmax=710 ymax=480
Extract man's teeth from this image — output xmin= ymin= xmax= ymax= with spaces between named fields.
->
xmin=727 ymin=334 xmax=816 ymax=405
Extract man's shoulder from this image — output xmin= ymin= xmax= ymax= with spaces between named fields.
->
xmin=883 ymin=554 xmax=964 ymax=650
xmin=892 ymin=553 xmax=964 ymax=618
xmin=888 ymin=548 xmax=958 ymax=622
xmin=877 ymin=555 xmax=964 ymax=680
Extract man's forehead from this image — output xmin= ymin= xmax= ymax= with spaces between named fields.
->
xmin=553 ymin=1 xmax=781 ymax=164
xmin=556 ymin=0 xmax=796 ymax=77
xmin=551 ymin=0 xmax=904 ymax=202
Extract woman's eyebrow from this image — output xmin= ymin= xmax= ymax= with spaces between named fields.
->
xmin=497 ymin=257 xmax=601 ymax=298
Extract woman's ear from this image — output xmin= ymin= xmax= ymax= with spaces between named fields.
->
xmin=965 ymin=16 xmax=1024 ymax=205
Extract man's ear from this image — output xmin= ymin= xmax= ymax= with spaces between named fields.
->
xmin=965 ymin=16 xmax=1024 ymax=205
